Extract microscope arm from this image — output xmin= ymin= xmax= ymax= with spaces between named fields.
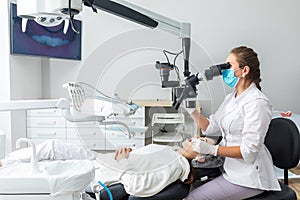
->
xmin=85 ymin=0 xmax=189 ymax=36
xmin=84 ymin=0 xmax=191 ymax=76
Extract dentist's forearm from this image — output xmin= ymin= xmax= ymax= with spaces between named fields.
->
xmin=190 ymin=110 xmax=209 ymax=131
xmin=217 ymin=146 xmax=243 ymax=159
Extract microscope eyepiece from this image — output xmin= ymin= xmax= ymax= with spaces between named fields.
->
xmin=215 ymin=62 xmax=231 ymax=71
xmin=204 ymin=62 xmax=231 ymax=80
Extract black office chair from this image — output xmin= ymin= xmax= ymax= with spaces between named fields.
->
xmin=245 ymin=117 xmax=300 ymax=200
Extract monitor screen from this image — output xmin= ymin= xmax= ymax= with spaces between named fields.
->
xmin=10 ymin=3 xmax=82 ymax=60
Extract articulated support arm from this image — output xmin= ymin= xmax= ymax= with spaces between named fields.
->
xmin=84 ymin=0 xmax=191 ymax=77
xmin=0 ymin=98 xmax=132 ymax=138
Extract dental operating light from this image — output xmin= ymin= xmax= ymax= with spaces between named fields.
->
xmin=17 ymin=0 xmax=83 ymax=33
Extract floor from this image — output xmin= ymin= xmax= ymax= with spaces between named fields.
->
xmin=288 ymin=165 xmax=300 ymax=199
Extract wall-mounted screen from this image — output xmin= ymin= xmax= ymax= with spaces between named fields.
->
xmin=10 ymin=3 xmax=82 ymax=60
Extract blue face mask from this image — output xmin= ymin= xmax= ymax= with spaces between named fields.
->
xmin=222 ymin=69 xmax=239 ymax=88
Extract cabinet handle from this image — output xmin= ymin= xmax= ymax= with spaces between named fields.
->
xmin=78 ymin=132 xmax=97 ymax=136
xmin=36 ymin=110 xmax=57 ymax=115
xmin=37 ymin=121 xmax=57 ymax=126
xmin=37 ymin=132 xmax=57 ymax=136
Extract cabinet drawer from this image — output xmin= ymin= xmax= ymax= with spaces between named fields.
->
xmin=67 ymin=128 xmax=105 ymax=139
xmin=67 ymin=139 xmax=105 ymax=150
xmin=27 ymin=128 xmax=66 ymax=139
xmin=27 ymin=109 xmax=62 ymax=117
xmin=27 ymin=117 xmax=66 ymax=127
xmin=105 ymin=138 xmax=145 ymax=150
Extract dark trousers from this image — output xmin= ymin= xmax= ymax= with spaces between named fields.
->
xmin=95 ymin=180 xmax=190 ymax=200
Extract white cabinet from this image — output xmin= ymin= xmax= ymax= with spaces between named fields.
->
xmin=27 ymin=109 xmax=66 ymax=145
xmin=66 ymin=121 xmax=106 ymax=150
xmin=105 ymin=127 xmax=146 ymax=150
xmin=26 ymin=107 xmax=146 ymax=151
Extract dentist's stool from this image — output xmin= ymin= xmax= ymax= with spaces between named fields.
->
xmin=245 ymin=118 xmax=300 ymax=200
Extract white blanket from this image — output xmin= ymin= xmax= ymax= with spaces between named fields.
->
xmin=2 ymin=140 xmax=189 ymax=197
xmin=91 ymin=144 xmax=190 ymax=197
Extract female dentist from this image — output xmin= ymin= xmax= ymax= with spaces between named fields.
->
xmin=185 ymin=46 xmax=280 ymax=200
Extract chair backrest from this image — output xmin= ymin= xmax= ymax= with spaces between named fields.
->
xmin=264 ymin=118 xmax=300 ymax=169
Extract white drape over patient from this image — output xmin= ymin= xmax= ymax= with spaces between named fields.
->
xmin=91 ymin=144 xmax=190 ymax=197
xmin=1 ymin=140 xmax=190 ymax=197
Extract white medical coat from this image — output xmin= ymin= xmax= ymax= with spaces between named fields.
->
xmin=203 ymin=83 xmax=280 ymax=191
xmin=91 ymin=144 xmax=190 ymax=197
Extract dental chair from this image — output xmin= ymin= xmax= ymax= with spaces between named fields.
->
xmin=90 ymin=180 xmax=190 ymax=200
xmin=245 ymin=117 xmax=300 ymax=200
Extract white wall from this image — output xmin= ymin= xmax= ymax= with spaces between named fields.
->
xmin=0 ymin=0 xmax=44 ymax=152
xmin=9 ymin=55 xmax=43 ymax=151
xmin=0 ymin=0 xmax=12 ymax=153
xmin=44 ymin=0 xmax=300 ymax=114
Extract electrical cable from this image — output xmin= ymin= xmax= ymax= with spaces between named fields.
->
xmin=162 ymin=49 xmax=183 ymax=81
xmin=173 ymin=50 xmax=183 ymax=67
xmin=163 ymin=50 xmax=171 ymax=64
xmin=173 ymin=50 xmax=183 ymax=81
xmin=69 ymin=0 xmax=80 ymax=34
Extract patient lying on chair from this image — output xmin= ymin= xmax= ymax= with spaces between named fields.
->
xmin=0 ymin=138 xmax=216 ymax=199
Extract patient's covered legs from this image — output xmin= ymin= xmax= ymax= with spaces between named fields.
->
xmin=1 ymin=139 xmax=96 ymax=167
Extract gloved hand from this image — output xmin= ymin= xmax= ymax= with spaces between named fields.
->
xmin=191 ymin=138 xmax=219 ymax=156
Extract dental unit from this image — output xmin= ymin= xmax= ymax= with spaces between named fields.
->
xmin=0 ymin=81 xmax=140 ymax=199
xmin=0 ymin=150 xmax=95 ymax=200
xmin=0 ymin=82 xmax=140 ymax=138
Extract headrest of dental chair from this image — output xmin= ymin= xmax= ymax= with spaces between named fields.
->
xmin=264 ymin=117 xmax=300 ymax=169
